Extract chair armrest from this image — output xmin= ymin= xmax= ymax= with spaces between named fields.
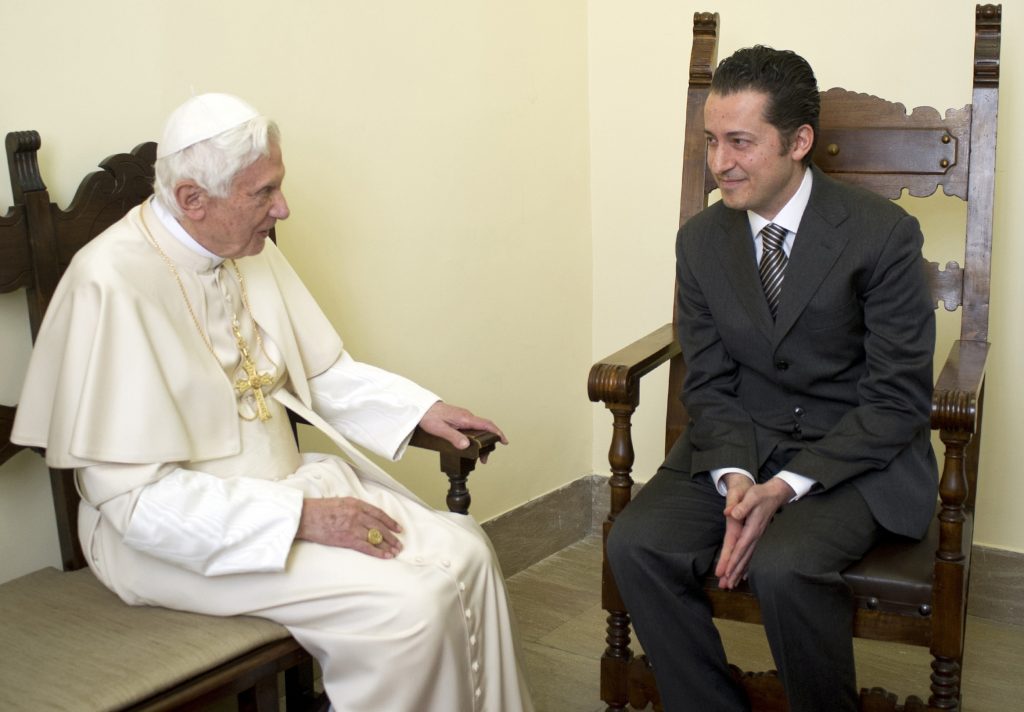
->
xmin=409 ymin=428 xmax=501 ymax=516
xmin=931 ymin=339 xmax=988 ymax=433
xmin=287 ymin=407 xmax=495 ymax=515
xmin=588 ymin=323 xmax=680 ymax=406
xmin=409 ymin=427 xmax=502 ymax=459
xmin=287 ymin=413 xmax=501 ymax=459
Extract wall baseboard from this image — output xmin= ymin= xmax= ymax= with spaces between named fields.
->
xmin=483 ymin=475 xmax=1023 ymax=625
xmin=968 ymin=544 xmax=1024 ymax=624
xmin=481 ymin=476 xmax=597 ymax=578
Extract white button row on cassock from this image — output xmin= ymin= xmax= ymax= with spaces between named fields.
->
xmin=415 ymin=556 xmax=481 ymax=703
xmin=462 ymin=576 xmax=481 ymax=703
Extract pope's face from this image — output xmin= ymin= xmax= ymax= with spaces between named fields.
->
xmin=704 ymin=90 xmax=810 ymax=220
xmin=195 ymin=142 xmax=290 ymax=258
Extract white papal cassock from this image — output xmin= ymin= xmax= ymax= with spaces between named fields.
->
xmin=12 ymin=198 xmax=533 ymax=712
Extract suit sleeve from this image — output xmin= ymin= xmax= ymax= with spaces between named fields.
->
xmin=675 ymin=225 xmax=760 ymax=477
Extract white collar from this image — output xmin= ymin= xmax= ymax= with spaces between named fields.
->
xmin=747 ymin=167 xmax=813 ymax=239
xmin=150 ymin=197 xmax=225 ymax=264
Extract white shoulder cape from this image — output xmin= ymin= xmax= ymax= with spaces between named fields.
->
xmin=12 ymin=201 xmax=342 ymax=467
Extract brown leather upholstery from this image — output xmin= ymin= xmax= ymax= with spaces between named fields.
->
xmin=844 ymin=510 xmax=972 ymax=620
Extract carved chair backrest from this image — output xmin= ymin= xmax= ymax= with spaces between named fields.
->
xmin=1 ymin=132 xmax=157 ymax=570
xmin=664 ymin=9 xmax=1001 ymax=513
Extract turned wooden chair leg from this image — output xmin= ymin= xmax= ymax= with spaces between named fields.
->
xmin=601 ymin=401 xmax=639 ymax=711
xmin=440 ymin=446 xmax=495 ymax=515
xmin=928 ymin=427 xmax=971 ymax=710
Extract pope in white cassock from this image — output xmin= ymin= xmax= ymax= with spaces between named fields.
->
xmin=11 ymin=93 xmax=534 ymax=712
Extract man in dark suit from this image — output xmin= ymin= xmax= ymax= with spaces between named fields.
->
xmin=606 ymin=46 xmax=936 ymax=712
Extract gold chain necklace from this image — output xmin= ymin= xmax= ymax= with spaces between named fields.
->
xmin=226 ymin=260 xmax=275 ymax=421
xmin=140 ymin=207 xmax=276 ymax=421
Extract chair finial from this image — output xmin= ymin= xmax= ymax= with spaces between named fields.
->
xmin=5 ymin=131 xmax=45 ymax=203
xmin=973 ymin=4 xmax=1001 ymax=88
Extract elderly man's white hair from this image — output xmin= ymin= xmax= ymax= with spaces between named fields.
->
xmin=153 ymin=94 xmax=281 ymax=218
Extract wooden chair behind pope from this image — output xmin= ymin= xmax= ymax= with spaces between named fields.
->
xmin=589 ymin=6 xmax=1000 ymax=711
xmin=0 ymin=130 xmax=499 ymax=710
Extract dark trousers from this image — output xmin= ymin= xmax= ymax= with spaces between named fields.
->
xmin=606 ymin=467 xmax=883 ymax=712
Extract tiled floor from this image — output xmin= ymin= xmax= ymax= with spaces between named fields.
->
xmin=507 ymin=534 xmax=1024 ymax=712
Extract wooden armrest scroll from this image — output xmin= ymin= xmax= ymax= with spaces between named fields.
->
xmin=588 ymin=323 xmax=680 ymax=407
xmin=410 ymin=428 xmax=501 ymax=516
xmin=931 ymin=339 xmax=988 ymax=433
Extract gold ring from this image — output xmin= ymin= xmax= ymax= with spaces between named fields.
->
xmin=367 ymin=528 xmax=383 ymax=546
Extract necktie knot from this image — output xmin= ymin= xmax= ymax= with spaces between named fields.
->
xmin=758 ymin=223 xmax=788 ymax=320
xmin=761 ymin=222 xmax=786 ymax=253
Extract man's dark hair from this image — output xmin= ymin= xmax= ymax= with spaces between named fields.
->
xmin=710 ymin=45 xmax=819 ymax=166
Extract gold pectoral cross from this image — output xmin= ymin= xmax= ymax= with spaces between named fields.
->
xmin=232 ymin=322 xmax=274 ymax=421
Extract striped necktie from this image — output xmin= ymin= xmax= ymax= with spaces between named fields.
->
xmin=758 ymin=223 xmax=788 ymax=319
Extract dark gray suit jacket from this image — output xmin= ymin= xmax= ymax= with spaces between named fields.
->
xmin=666 ymin=166 xmax=937 ymax=539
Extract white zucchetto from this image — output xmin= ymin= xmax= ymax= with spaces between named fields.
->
xmin=157 ymin=93 xmax=260 ymax=158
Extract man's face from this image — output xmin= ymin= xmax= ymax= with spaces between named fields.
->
xmin=193 ymin=142 xmax=290 ymax=258
xmin=703 ymin=89 xmax=811 ymax=220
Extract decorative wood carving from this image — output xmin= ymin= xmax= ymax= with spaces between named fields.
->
xmin=928 ymin=260 xmax=964 ymax=312
xmin=53 ymin=142 xmax=157 ymax=271
xmin=859 ymin=687 xmax=929 ymax=711
xmin=731 ymin=667 xmax=787 ymax=710
xmin=815 ymin=89 xmax=972 ymax=200
xmin=688 ymin=12 xmax=719 ymax=86
xmin=5 ymin=130 xmax=45 ymax=201
xmin=974 ymin=5 xmax=1001 ymax=88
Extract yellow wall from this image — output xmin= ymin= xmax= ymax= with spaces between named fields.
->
xmin=0 ymin=0 xmax=593 ymax=582
xmin=589 ymin=0 xmax=1024 ymax=554
xmin=1 ymin=0 xmax=1021 ymax=585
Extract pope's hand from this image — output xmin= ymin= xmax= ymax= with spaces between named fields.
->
xmin=296 ymin=496 xmax=403 ymax=558
xmin=418 ymin=402 xmax=508 ymax=463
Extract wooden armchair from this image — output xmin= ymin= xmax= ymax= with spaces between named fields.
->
xmin=589 ymin=6 xmax=1000 ymax=712
xmin=0 ymin=130 xmax=498 ymax=710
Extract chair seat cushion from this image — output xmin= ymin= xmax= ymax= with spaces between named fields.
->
xmin=705 ymin=508 xmax=973 ymax=621
xmin=0 ymin=566 xmax=292 ymax=711
xmin=843 ymin=508 xmax=973 ymax=617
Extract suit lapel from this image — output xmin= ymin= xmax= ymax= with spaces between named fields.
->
xmin=773 ymin=169 xmax=851 ymax=342
xmin=712 ymin=208 xmax=775 ymax=341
